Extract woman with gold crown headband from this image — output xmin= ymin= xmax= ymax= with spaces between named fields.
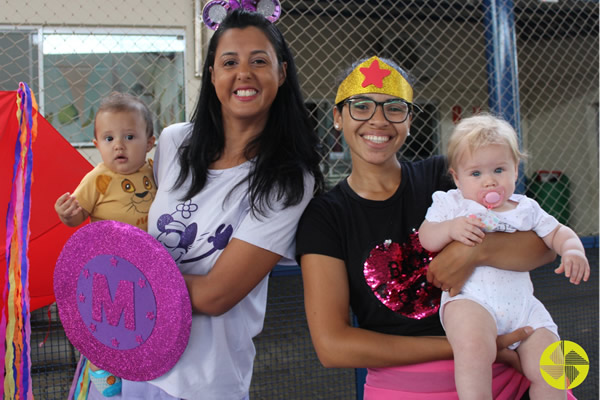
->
xmin=84 ymin=8 xmax=323 ymax=400
xmin=296 ymin=56 xmax=556 ymax=399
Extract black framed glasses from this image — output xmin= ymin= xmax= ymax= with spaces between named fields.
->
xmin=342 ymin=97 xmax=419 ymax=123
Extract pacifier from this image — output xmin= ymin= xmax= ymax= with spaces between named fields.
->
xmin=478 ymin=189 xmax=504 ymax=209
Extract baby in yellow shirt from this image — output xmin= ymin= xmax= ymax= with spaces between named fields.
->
xmin=55 ymin=92 xmax=156 ymax=396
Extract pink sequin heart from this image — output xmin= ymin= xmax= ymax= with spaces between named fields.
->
xmin=363 ymin=232 xmax=441 ymax=319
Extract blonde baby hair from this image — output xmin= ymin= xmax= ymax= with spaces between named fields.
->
xmin=447 ymin=113 xmax=527 ymax=171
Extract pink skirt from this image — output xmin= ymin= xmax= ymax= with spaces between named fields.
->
xmin=364 ymin=361 xmax=576 ymax=400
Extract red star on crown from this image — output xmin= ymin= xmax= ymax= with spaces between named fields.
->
xmin=360 ymin=60 xmax=391 ymax=88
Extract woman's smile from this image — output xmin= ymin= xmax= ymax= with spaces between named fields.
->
xmin=234 ymin=87 xmax=258 ymax=99
xmin=362 ymin=134 xmax=391 ymax=144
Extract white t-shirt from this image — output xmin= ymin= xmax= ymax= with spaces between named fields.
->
xmin=147 ymin=123 xmax=315 ymax=399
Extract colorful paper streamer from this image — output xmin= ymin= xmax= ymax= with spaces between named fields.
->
xmin=2 ymin=82 xmax=38 ymax=399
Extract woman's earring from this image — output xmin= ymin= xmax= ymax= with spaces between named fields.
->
xmin=406 ymin=131 xmax=411 ymax=137
xmin=334 ymin=124 xmax=340 ymax=130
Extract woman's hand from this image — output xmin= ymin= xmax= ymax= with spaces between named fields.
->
xmin=495 ymin=326 xmax=533 ymax=373
xmin=427 ymin=240 xmax=478 ymax=296
xmin=427 ymin=231 xmax=556 ymax=296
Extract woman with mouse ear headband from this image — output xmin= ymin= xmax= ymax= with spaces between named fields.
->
xmin=296 ymin=56 xmax=556 ymax=399
xmin=83 ymin=8 xmax=323 ymax=400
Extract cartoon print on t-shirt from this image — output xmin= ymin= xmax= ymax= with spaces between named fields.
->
xmin=181 ymin=224 xmax=233 ymax=264
xmin=363 ymin=231 xmax=441 ymax=319
xmin=156 ymin=200 xmax=233 ymax=263
xmin=156 ymin=213 xmax=197 ymax=262
xmin=470 ymin=211 xmax=512 ymax=233
xmin=95 ymin=172 xmax=156 ymax=228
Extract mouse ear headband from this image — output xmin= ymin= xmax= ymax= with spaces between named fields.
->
xmin=335 ymin=56 xmax=414 ymax=105
xmin=202 ymin=0 xmax=281 ymax=30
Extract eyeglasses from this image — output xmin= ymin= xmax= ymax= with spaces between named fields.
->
xmin=342 ymin=97 xmax=417 ymax=123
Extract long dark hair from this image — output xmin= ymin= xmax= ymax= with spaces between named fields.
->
xmin=174 ymin=9 xmax=323 ymax=216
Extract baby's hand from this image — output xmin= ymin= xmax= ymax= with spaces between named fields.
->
xmin=55 ymin=192 xmax=83 ymax=224
xmin=554 ymin=249 xmax=590 ymax=285
xmin=448 ymin=216 xmax=486 ymax=247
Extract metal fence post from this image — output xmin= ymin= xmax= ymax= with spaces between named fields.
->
xmin=483 ymin=0 xmax=526 ymax=193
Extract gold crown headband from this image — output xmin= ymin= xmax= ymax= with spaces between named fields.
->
xmin=334 ymin=56 xmax=413 ymax=104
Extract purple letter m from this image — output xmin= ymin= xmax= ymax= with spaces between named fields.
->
xmin=92 ymin=273 xmax=135 ymax=331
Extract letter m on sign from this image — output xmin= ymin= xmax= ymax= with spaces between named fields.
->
xmin=91 ymin=273 xmax=136 ymax=331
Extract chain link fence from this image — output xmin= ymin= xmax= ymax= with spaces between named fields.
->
xmin=278 ymin=0 xmax=599 ymax=237
xmin=1 ymin=0 xmax=598 ymax=399
xmin=1 ymin=0 xmax=597 ymax=236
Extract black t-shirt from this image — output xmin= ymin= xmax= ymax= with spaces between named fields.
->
xmin=296 ymin=156 xmax=454 ymax=336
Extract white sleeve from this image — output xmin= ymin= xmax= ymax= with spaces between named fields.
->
xmin=234 ymin=173 xmax=315 ymax=264
xmin=424 ymin=190 xmax=461 ymax=223
xmin=525 ymin=197 xmax=560 ymax=237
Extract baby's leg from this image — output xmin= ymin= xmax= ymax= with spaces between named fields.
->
xmin=443 ymin=299 xmax=497 ymax=400
xmin=517 ymin=328 xmax=565 ymax=400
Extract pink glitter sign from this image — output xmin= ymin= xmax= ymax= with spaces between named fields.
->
xmin=76 ymin=254 xmax=156 ymax=350
xmin=54 ymin=221 xmax=191 ymax=381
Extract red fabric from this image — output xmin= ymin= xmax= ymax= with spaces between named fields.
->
xmin=0 ymin=90 xmax=93 ymax=311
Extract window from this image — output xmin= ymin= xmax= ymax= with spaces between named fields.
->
xmin=0 ymin=28 xmax=186 ymax=144
xmin=0 ymin=29 xmax=40 ymax=94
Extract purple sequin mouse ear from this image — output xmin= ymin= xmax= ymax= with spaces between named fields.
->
xmin=202 ymin=0 xmax=240 ymax=31
xmin=202 ymin=0 xmax=281 ymax=31
xmin=256 ymin=0 xmax=281 ymax=22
